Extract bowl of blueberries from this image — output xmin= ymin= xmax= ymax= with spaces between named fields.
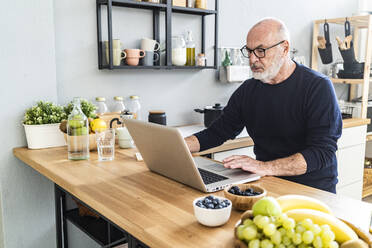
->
xmin=223 ymin=184 xmax=266 ymax=211
xmin=193 ymin=195 xmax=232 ymax=227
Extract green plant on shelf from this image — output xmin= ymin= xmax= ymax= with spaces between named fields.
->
xmin=23 ymin=101 xmax=67 ymax=125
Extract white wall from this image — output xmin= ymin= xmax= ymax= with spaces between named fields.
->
xmin=0 ymin=0 xmax=58 ymax=247
xmin=0 ymin=0 xmax=360 ymax=247
xmin=0 ymin=186 xmax=3 ymax=248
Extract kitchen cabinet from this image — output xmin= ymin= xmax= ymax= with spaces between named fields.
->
xmin=96 ymin=0 xmax=218 ymax=70
xmin=336 ymin=125 xmax=367 ymax=200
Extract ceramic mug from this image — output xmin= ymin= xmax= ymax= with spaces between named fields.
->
xmin=142 ymin=51 xmax=160 ymax=66
xmin=124 ymin=49 xmax=145 ymax=66
xmin=141 ymin=38 xmax=160 ymax=52
xmin=104 ymin=39 xmax=122 ymax=49
xmin=116 ymin=127 xmax=134 ymax=148
xmin=105 ymin=49 xmax=127 ymax=66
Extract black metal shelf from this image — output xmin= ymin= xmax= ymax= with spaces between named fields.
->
xmin=100 ymin=65 xmax=216 ymax=69
xmin=97 ymin=0 xmax=219 ymax=70
xmin=65 ymin=208 xmax=126 ymax=247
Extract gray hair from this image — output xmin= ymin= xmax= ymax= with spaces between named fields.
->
xmin=253 ymin=17 xmax=291 ymax=44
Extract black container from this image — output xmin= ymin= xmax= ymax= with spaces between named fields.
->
xmin=148 ymin=111 xmax=166 ymax=125
xmin=318 ymin=22 xmax=333 ymax=64
xmin=194 ymin=103 xmax=224 ymax=127
xmin=339 ymin=47 xmax=356 ymax=64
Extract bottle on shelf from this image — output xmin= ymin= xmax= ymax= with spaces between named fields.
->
xmin=112 ymin=96 xmax=126 ymax=113
xmin=67 ymin=97 xmax=90 ymax=160
xmin=172 ymin=35 xmax=187 ymax=66
xmin=186 ymin=30 xmax=195 ymax=66
xmin=95 ymin=97 xmax=108 ymax=115
xmin=128 ymin=95 xmax=141 ymax=120
xmin=196 ymin=53 xmax=206 ymax=66
xmin=195 ymin=0 xmax=206 ymax=9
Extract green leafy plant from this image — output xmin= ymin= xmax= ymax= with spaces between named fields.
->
xmin=23 ymin=101 xmax=67 ymax=125
xmin=64 ymin=98 xmax=97 ymax=119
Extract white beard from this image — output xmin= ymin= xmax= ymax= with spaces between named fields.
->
xmin=252 ymin=54 xmax=285 ymax=83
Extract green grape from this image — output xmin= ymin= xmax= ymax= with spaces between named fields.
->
xmin=287 ymin=245 xmax=296 ymax=248
xmin=302 ymin=230 xmax=314 ymax=244
xmin=311 ymin=224 xmax=322 ymax=235
xmin=257 ymin=216 xmax=270 ymax=229
xmin=270 ymin=230 xmax=282 ymax=245
xmin=260 ymin=239 xmax=274 ymax=248
xmin=320 ymin=224 xmax=331 ymax=233
xmin=256 ymin=231 xmax=263 ymax=239
xmin=248 ymin=239 xmax=260 ymax=248
xmin=253 ymin=215 xmax=263 ymax=225
xmin=301 ymin=218 xmax=314 ymax=230
xmin=298 ymin=244 xmax=308 ymax=248
xmin=283 ymin=218 xmax=296 ymax=229
xmin=286 ymin=228 xmax=295 ymax=238
xmin=282 ymin=235 xmax=292 ymax=246
xmin=236 ymin=225 xmax=245 ymax=240
xmin=328 ymin=241 xmax=339 ymax=248
xmin=243 ymin=226 xmax=257 ymax=241
xmin=275 ymin=244 xmax=285 ymax=248
xmin=292 ymin=233 xmax=302 ymax=245
xmin=295 ymin=224 xmax=307 ymax=234
xmin=313 ymin=235 xmax=323 ymax=248
xmin=321 ymin=229 xmax=335 ymax=243
xmin=263 ymin=223 xmax=276 ymax=236
xmin=278 ymin=227 xmax=286 ymax=237
xmin=243 ymin=218 xmax=254 ymax=226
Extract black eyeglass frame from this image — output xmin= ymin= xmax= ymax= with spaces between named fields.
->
xmin=240 ymin=40 xmax=285 ymax=58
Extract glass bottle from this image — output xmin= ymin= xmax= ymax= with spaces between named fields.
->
xmin=195 ymin=0 xmax=206 ymax=9
xmin=222 ymin=50 xmax=232 ymax=67
xmin=172 ymin=36 xmax=186 ymax=66
xmin=67 ymin=97 xmax=90 ymax=160
xmin=128 ymin=95 xmax=141 ymax=120
xmin=186 ymin=30 xmax=195 ymax=66
xmin=95 ymin=97 xmax=108 ymax=115
xmin=112 ymin=96 xmax=126 ymax=113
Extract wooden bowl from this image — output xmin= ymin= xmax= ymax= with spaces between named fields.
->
xmin=64 ymin=133 xmax=97 ymax=151
xmin=223 ymin=184 xmax=266 ymax=211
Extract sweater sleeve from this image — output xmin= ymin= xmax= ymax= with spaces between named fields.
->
xmin=300 ymin=77 xmax=342 ymax=173
xmin=194 ymin=85 xmax=246 ymax=151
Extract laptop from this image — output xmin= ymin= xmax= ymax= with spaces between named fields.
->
xmin=123 ymin=119 xmax=260 ymax=192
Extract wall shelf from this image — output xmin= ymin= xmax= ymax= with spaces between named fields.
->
xmin=97 ymin=0 xmax=219 ymax=70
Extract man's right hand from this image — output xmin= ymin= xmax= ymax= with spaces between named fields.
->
xmin=184 ymin=135 xmax=200 ymax=153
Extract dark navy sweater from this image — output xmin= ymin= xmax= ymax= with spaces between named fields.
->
xmin=194 ymin=63 xmax=342 ymax=193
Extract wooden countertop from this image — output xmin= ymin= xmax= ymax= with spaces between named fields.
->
xmin=13 ymin=146 xmax=372 ymax=248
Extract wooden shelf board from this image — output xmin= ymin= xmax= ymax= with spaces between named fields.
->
xmin=172 ymin=6 xmax=217 ymax=15
xmin=342 ymin=118 xmax=370 ymax=128
xmin=314 ymin=15 xmax=371 ymax=26
xmin=362 ymin=185 xmax=372 ymax=198
xmin=331 ymin=78 xmax=364 ymax=84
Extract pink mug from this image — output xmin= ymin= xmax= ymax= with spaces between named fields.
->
xmin=124 ymin=49 xmax=145 ymax=66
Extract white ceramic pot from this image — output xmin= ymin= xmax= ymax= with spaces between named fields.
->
xmin=24 ymin=123 xmax=66 ymax=149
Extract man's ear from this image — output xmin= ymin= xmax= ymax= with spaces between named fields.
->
xmin=282 ymin=40 xmax=290 ymax=56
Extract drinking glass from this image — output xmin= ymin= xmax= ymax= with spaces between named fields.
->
xmin=96 ymin=129 xmax=115 ymax=161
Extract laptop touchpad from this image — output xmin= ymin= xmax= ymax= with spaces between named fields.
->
xmin=204 ymin=163 xmax=229 ymax=172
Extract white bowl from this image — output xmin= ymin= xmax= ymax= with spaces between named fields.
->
xmin=193 ymin=196 xmax=232 ymax=227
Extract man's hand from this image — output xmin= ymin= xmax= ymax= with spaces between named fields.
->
xmin=222 ymin=155 xmax=267 ymax=176
xmin=222 ymin=153 xmax=307 ymax=177
xmin=184 ymin=135 xmax=200 ymax=153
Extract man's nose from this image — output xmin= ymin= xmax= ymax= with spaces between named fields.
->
xmin=249 ymin=52 xmax=259 ymax=64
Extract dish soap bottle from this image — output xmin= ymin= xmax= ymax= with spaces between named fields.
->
xmin=67 ymin=97 xmax=90 ymax=160
xmin=186 ymin=30 xmax=195 ymax=66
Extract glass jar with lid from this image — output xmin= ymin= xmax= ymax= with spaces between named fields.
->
xmin=172 ymin=36 xmax=186 ymax=66
xmin=128 ymin=95 xmax=141 ymax=120
xmin=196 ymin=53 xmax=206 ymax=66
xmin=95 ymin=97 xmax=108 ymax=115
xmin=195 ymin=0 xmax=206 ymax=9
xmin=112 ymin=96 xmax=126 ymax=113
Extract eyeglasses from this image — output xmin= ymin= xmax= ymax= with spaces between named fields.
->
xmin=240 ymin=40 xmax=285 ymax=58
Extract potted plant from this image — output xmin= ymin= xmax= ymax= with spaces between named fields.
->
xmin=23 ymin=101 xmax=67 ymax=149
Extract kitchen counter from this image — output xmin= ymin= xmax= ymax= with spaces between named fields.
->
xmin=13 ymin=146 xmax=372 ymax=248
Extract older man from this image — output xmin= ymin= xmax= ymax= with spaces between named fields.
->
xmin=185 ymin=18 xmax=342 ymax=193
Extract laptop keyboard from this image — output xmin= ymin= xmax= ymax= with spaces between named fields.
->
xmin=198 ymin=168 xmax=228 ymax=185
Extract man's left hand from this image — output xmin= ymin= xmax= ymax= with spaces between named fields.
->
xmin=222 ymin=155 xmax=267 ymax=176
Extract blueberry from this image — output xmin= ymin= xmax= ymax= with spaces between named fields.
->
xmin=199 ymin=204 xmax=206 ymax=208
xmin=228 ymin=188 xmax=235 ymax=194
xmin=215 ymin=204 xmax=222 ymax=209
xmin=212 ymin=199 xmax=220 ymax=205
xmin=220 ymin=201 xmax=227 ymax=208
xmin=196 ymin=201 xmax=203 ymax=207
xmin=231 ymin=186 xmax=240 ymax=191
xmin=223 ymin=200 xmax=230 ymax=206
xmin=207 ymin=195 xmax=214 ymax=200
xmin=206 ymin=203 xmax=215 ymax=209
xmin=203 ymin=198 xmax=212 ymax=204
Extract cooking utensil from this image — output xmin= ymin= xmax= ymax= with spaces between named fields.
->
xmin=345 ymin=19 xmax=353 ymax=48
xmin=317 ymin=21 xmax=333 ymax=64
xmin=194 ymin=103 xmax=224 ymax=127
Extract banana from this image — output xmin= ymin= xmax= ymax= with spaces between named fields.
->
xmin=286 ymin=209 xmax=358 ymax=243
xmin=276 ymin=194 xmax=333 ymax=214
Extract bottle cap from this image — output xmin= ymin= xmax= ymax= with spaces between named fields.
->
xmin=198 ymin=53 xmax=205 ymax=56
xmin=96 ymin=97 xmax=106 ymax=102
xmin=130 ymin=95 xmax=139 ymax=100
xmin=114 ymin=96 xmax=123 ymax=101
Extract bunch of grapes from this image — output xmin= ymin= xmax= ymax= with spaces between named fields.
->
xmin=236 ymin=213 xmax=339 ymax=248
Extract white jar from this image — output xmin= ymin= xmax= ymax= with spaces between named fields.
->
xmin=112 ymin=96 xmax=126 ymax=113
xmin=172 ymin=36 xmax=186 ymax=66
xmin=95 ymin=97 xmax=108 ymax=115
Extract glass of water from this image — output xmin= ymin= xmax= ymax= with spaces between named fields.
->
xmin=96 ymin=128 xmax=115 ymax=161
